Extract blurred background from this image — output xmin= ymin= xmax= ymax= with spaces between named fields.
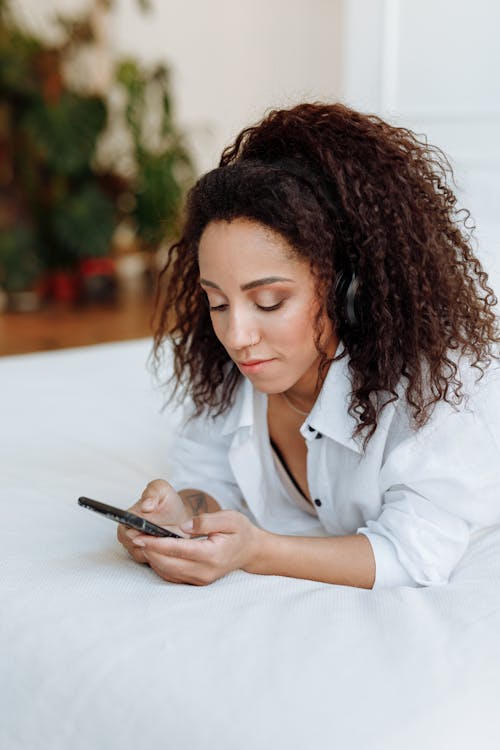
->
xmin=1 ymin=0 xmax=499 ymax=355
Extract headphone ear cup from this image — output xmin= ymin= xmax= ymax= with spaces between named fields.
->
xmin=344 ymin=274 xmax=360 ymax=328
xmin=335 ymin=270 xmax=360 ymax=328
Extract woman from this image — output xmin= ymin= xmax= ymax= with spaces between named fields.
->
xmin=118 ymin=102 xmax=500 ymax=589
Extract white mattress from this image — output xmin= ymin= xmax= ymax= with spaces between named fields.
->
xmin=1 ymin=339 xmax=499 ymax=750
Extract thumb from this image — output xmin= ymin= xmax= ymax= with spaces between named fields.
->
xmin=140 ymin=479 xmax=175 ymax=512
xmin=180 ymin=511 xmax=238 ymax=536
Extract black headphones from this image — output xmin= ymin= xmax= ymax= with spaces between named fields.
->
xmin=255 ymin=156 xmax=362 ymax=330
xmin=334 ymin=268 xmax=361 ymax=329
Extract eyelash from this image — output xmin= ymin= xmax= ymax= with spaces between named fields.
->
xmin=209 ymin=301 xmax=284 ymax=313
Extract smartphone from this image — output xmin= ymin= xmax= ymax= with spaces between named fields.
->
xmin=78 ymin=496 xmax=183 ymax=538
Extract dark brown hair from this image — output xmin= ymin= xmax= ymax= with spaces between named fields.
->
xmin=152 ymin=102 xmax=499 ymax=447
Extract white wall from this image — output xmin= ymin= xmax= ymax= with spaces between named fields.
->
xmin=13 ymin=0 xmax=344 ymax=174
xmin=110 ymin=0 xmax=344 ymax=173
xmin=342 ymin=0 xmax=500 ymax=294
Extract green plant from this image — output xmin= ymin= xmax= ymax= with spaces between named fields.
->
xmin=115 ymin=58 xmax=193 ymax=250
xmin=0 ymin=0 xmax=194 ymax=299
xmin=0 ymin=226 xmax=41 ymax=292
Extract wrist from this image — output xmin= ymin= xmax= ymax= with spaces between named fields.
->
xmin=179 ymin=504 xmax=194 ymax=526
xmin=244 ymin=526 xmax=274 ymax=574
xmin=178 ymin=488 xmax=221 ymax=517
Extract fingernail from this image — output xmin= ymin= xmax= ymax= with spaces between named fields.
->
xmin=142 ymin=499 xmax=155 ymax=510
xmin=180 ymin=519 xmax=194 ymax=532
xmin=132 ymin=537 xmax=146 ymax=547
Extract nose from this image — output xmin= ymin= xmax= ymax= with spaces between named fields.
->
xmin=223 ymin=306 xmax=260 ymax=351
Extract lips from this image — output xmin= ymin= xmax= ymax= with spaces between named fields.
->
xmin=237 ymin=358 xmax=275 ymax=373
xmin=238 ymin=359 xmax=271 ymax=366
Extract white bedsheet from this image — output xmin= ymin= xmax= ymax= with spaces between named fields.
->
xmin=1 ymin=339 xmax=499 ymax=750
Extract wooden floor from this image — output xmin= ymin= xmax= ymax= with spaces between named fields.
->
xmin=0 ymin=289 xmax=156 ymax=356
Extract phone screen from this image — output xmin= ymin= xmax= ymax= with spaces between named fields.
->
xmin=78 ymin=496 xmax=183 ymax=538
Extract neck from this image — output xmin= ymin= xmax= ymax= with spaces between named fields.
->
xmin=284 ymin=358 xmax=329 ymax=413
xmin=284 ymin=386 xmax=317 ymax=414
xmin=282 ymin=337 xmax=339 ymax=412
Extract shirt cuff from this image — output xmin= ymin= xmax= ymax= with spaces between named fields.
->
xmin=357 ymin=530 xmax=420 ymax=588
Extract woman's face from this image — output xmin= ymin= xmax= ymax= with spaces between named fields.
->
xmin=198 ymin=218 xmax=338 ymax=395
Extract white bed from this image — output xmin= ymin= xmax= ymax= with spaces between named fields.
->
xmin=1 ymin=338 xmax=499 ymax=750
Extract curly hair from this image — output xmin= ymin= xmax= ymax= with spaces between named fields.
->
xmin=152 ymin=102 xmax=499 ymax=448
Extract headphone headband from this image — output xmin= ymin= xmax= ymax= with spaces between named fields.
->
xmin=241 ymin=156 xmax=361 ymax=329
xmin=246 ymin=156 xmax=343 ymax=223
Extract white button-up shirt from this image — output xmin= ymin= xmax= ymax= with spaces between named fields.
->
xmin=168 ymin=351 xmax=500 ymax=588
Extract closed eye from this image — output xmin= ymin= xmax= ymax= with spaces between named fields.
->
xmin=209 ymin=301 xmax=284 ymax=312
xmin=257 ymin=301 xmax=283 ymax=311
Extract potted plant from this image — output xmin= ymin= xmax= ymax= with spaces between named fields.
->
xmin=0 ymin=0 xmax=194 ymax=309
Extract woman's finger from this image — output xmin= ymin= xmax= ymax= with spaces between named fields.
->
xmin=117 ymin=524 xmax=141 ymax=545
xmin=141 ymin=478 xmax=169 ymax=498
xmin=117 ymin=524 xmax=149 ymax=563
xmin=139 ymin=479 xmax=175 ymax=512
xmin=117 ymin=523 xmax=130 ymax=544
xmin=145 ymin=552 xmax=183 ymax=583
xmin=123 ymin=543 xmax=149 ymax=564
xmin=181 ymin=510 xmax=242 ymax=537
xmin=131 ymin=534 xmax=212 ymax=564
xmin=124 ymin=528 xmax=140 ymax=540
xmin=144 ymin=549 xmax=215 ymax=586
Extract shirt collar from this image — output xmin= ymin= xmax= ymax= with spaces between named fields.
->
xmin=300 ymin=350 xmax=363 ymax=453
xmin=218 ymin=345 xmax=363 ymax=453
xmin=219 ymin=375 xmax=255 ymax=436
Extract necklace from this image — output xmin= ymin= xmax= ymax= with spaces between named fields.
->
xmin=281 ymin=391 xmax=310 ymax=417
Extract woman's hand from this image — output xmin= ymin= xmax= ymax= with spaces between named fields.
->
xmin=129 ymin=510 xmax=265 ymax=585
xmin=117 ymin=479 xmax=192 ymax=564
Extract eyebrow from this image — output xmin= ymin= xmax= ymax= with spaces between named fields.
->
xmin=199 ymin=276 xmax=295 ymax=292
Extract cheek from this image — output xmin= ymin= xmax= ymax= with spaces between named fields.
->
xmin=209 ymin=315 xmax=224 ymax=341
xmin=269 ymin=301 xmax=317 ymax=349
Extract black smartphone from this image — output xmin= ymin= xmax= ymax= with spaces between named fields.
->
xmin=78 ymin=496 xmax=183 ymax=538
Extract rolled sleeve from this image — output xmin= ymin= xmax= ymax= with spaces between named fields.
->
xmin=357 ymin=530 xmax=420 ymax=588
xmin=357 ymin=386 xmax=500 ymax=588
xmin=357 ymin=487 xmax=470 ymax=587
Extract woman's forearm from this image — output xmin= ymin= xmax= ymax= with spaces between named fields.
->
xmin=246 ymin=530 xmax=376 ymax=589
xmin=177 ymin=493 xmax=375 ymax=588
xmin=178 ymin=489 xmax=221 ymax=517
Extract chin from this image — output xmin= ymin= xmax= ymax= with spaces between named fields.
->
xmin=253 ymin=377 xmax=298 ymax=395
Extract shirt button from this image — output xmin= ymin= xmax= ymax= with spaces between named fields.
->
xmin=314 ymin=498 xmax=322 ymax=507
xmin=315 ymin=432 xmax=323 ymax=439
xmin=307 ymin=425 xmax=315 ymax=432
